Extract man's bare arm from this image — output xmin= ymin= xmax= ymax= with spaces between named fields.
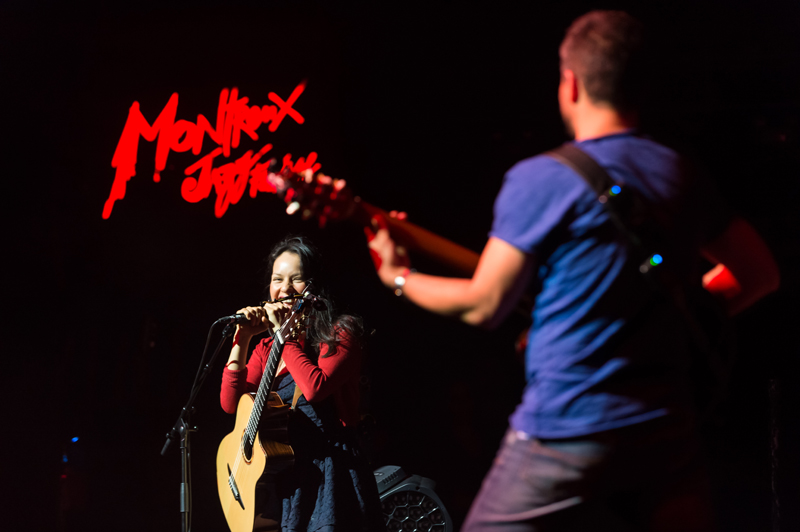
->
xmin=370 ymin=229 xmax=534 ymax=329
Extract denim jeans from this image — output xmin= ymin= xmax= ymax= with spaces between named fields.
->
xmin=462 ymin=415 xmax=715 ymax=532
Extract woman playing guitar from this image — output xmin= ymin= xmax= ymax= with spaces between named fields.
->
xmin=220 ymin=235 xmax=383 ymax=532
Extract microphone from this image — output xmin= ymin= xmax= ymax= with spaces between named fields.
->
xmin=216 ymin=314 xmax=249 ymax=324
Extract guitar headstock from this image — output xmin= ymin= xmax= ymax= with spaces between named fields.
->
xmin=267 ymin=163 xmax=356 ymax=228
xmin=284 ymin=312 xmax=307 ymax=340
xmin=278 ymin=286 xmax=327 ymax=340
xmin=279 ymin=295 xmax=308 ymax=341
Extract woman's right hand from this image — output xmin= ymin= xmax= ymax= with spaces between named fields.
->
xmin=235 ymin=306 xmax=270 ymax=339
xmin=235 ymin=301 xmax=293 ymax=338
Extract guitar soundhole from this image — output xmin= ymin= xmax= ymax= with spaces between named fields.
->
xmin=243 ymin=438 xmax=253 ymax=462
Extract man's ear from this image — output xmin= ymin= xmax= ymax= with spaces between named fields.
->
xmin=563 ymin=69 xmax=580 ymax=103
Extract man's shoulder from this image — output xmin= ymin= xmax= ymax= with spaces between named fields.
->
xmin=507 ymin=150 xmax=576 ymax=178
xmin=503 ymin=149 xmax=587 ymax=194
xmin=505 ymin=135 xmax=679 ymax=182
xmin=577 ymin=134 xmax=683 ymax=172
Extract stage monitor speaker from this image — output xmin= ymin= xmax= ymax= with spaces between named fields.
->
xmin=374 ymin=465 xmax=453 ymax=532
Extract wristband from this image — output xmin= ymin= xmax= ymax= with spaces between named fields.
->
xmin=393 ymin=268 xmax=415 ymax=297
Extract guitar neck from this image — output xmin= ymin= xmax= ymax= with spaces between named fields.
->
xmin=350 ymin=197 xmax=480 ymax=277
xmin=244 ymin=334 xmax=285 ymax=442
xmin=259 ymin=335 xmax=285 ymax=396
xmin=268 ymin=168 xmax=481 ymax=276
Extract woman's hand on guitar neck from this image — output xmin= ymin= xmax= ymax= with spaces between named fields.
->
xmin=364 ymin=213 xmax=412 ymax=289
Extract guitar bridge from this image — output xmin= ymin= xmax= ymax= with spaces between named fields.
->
xmin=227 ymin=463 xmax=245 ymax=510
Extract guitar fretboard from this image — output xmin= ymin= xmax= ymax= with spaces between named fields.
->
xmin=243 ymin=330 xmax=285 ymax=445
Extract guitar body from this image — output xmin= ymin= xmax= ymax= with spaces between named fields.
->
xmin=217 ymin=392 xmax=294 ymax=532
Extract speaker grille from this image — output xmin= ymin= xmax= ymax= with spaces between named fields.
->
xmin=382 ymin=490 xmax=447 ymax=532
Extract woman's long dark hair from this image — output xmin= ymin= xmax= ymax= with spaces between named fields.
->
xmin=264 ymin=235 xmax=363 ymax=357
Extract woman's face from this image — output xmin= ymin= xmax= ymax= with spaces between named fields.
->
xmin=270 ymin=251 xmax=307 ymax=301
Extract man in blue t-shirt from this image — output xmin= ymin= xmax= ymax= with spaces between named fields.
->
xmin=367 ymin=10 xmax=779 ymax=531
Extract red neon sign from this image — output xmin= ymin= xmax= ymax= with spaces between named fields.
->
xmin=103 ymin=82 xmax=321 ymax=218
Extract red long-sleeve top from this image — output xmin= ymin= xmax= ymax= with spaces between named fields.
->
xmin=220 ymin=331 xmax=362 ymax=428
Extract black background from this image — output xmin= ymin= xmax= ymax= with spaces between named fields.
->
xmin=3 ymin=1 xmax=798 ymax=531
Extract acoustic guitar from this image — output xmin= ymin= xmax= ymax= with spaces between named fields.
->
xmin=216 ymin=287 xmax=317 ymax=532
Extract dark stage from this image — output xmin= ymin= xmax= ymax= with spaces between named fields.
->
xmin=3 ymin=1 xmax=798 ymax=531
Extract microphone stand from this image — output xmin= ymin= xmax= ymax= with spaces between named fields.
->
xmin=161 ymin=318 xmax=238 ymax=532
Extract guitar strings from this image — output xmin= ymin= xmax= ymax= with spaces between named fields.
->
xmin=230 ymin=339 xmax=282 ymax=479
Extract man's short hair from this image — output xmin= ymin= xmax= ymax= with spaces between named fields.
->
xmin=559 ymin=10 xmax=645 ymax=112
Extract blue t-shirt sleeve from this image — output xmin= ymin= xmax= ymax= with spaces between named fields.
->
xmin=490 ymin=155 xmax=588 ymax=255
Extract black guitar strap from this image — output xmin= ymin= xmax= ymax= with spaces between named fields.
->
xmin=546 ymin=143 xmax=648 ymax=254
xmin=547 ymin=143 xmax=614 ymax=193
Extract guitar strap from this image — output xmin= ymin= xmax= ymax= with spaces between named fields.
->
xmin=546 ymin=143 xmax=616 ymax=196
xmin=291 ymin=385 xmax=303 ymax=410
xmin=546 ymin=143 xmax=648 ymax=250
